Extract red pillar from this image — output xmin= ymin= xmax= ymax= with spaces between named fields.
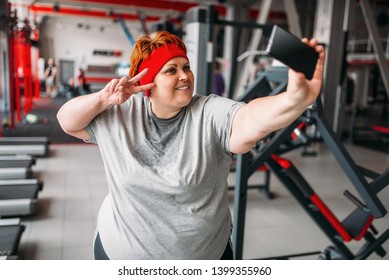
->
xmin=8 ymin=4 xmax=18 ymax=125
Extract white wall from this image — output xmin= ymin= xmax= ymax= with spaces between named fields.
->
xmin=39 ymin=16 xmax=143 ymax=78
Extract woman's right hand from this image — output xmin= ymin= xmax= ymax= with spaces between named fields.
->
xmin=98 ymin=69 xmax=155 ymax=108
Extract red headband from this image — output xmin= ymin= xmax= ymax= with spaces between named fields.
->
xmin=138 ymin=44 xmax=188 ymax=96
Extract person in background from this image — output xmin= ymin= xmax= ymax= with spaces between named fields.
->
xmin=44 ymin=57 xmax=57 ymax=97
xmin=57 ymin=31 xmax=325 ymax=260
xmin=213 ymin=60 xmax=225 ymax=96
xmin=76 ymin=68 xmax=90 ymax=95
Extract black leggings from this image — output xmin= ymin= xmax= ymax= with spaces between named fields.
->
xmin=94 ymin=232 xmax=109 ymax=260
xmin=94 ymin=233 xmax=234 ymax=260
xmin=220 ymin=239 xmax=234 ymax=260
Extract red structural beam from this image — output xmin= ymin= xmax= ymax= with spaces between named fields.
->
xmin=64 ymin=0 xmax=287 ymax=19
xmin=29 ymin=1 xmax=286 ymax=21
xmin=64 ymin=0 xmax=206 ymax=13
xmin=29 ymin=5 xmax=164 ymax=22
xmin=85 ymin=76 xmax=118 ymax=83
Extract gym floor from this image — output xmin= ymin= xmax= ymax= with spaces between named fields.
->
xmin=15 ymin=140 xmax=389 ymax=260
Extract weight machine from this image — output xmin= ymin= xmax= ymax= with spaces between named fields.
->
xmin=232 ymin=67 xmax=389 ymax=260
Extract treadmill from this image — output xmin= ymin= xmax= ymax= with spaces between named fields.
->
xmin=0 ymin=179 xmax=43 ymax=217
xmin=0 ymin=136 xmax=50 ymax=145
xmin=0 ymin=255 xmax=19 ymax=260
xmin=0 ymin=145 xmax=49 ymax=157
xmin=0 ymin=178 xmax=43 ymax=198
xmin=0 ymin=155 xmax=36 ymax=168
xmin=0 ymin=167 xmax=33 ymax=180
xmin=0 ymin=137 xmax=50 ymax=157
xmin=0 ymin=199 xmax=38 ymax=217
xmin=0 ymin=218 xmax=25 ymax=258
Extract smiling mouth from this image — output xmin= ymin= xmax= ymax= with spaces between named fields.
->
xmin=176 ymin=85 xmax=190 ymax=90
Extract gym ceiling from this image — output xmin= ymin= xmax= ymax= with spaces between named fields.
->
xmin=11 ymin=0 xmax=287 ymax=26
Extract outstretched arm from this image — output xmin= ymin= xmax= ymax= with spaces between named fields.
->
xmin=57 ymin=69 xmax=155 ymax=141
xmin=230 ymin=38 xmax=325 ymax=154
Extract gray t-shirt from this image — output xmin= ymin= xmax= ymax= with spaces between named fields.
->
xmin=86 ymin=93 xmax=244 ymax=259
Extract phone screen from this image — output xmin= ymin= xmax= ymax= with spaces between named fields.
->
xmin=265 ymin=25 xmax=319 ymax=80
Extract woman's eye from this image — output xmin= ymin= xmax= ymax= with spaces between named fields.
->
xmin=165 ymin=68 xmax=176 ymax=74
xmin=184 ymin=65 xmax=191 ymax=71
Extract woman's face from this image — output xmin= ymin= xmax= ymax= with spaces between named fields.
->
xmin=150 ymin=56 xmax=194 ymax=118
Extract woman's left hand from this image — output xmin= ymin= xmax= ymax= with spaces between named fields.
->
xmin=286 ymin=38 xmax=325 ymax=106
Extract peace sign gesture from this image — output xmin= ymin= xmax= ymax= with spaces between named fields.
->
xmin=99 ymin=69 xmax=155 ymax=107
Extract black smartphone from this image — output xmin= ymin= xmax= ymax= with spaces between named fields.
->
xmin=265 ymin=25 xmax=319 ymax=80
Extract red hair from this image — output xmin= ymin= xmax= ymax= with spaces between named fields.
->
xmin=129 ymin=31 xmax=187 ymax=79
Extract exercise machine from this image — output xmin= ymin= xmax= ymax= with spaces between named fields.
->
xmin=0 ymin=144 xmax=48 ymax=157
xmin=0 ymin=178 xmax=43 ymax=199
xmin=0 ymin=155 xmax=36 ymax=168
xmin=0 ymin=136 xmax=50 ymax=145
xmin=0 ymin=199 xmax=38 ymax=217
xmin=229 ymin=152 xmax=272 ymax=199
xmin=232 ymin=67 xmax=389 ymax=260
xmin=0 ymin=179 xmax=42 ymax=217
xmin=0 ymin=144 xmax=39 ymax=181
xmin=0 ymin=218 xmax=25 ymax=258
xmin=227 ymin=70 xmax=288 ymax=199
xmin=184 ymin=4 xmax=273 ymax=97
xmin=0 ymin=136 xmax=50 ymax=157
xmin=265 ymin=155 xmax=388 ymax=259
xmin=0 ymin=167 xmax=33 ymax=180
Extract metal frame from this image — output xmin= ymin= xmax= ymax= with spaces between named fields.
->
xmin=232 ymin=68 xmax=389 ymax=260
xmin=265 ymin=155 xmax=389 ymax=260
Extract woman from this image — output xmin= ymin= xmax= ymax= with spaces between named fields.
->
xmin=44 ymin=57 xmax=57 ymax=97
xmin=213 ymin=61 xmax=225 ymax=96
xmin=57 ymin=31 xmax=325 ymax=260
